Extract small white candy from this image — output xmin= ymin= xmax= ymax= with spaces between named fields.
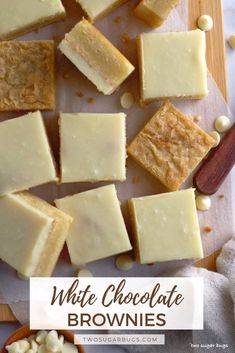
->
xmin=193 ymin=115 xmax=202 ymax=123
xmin=197 ymin=15 xmax=213 ymax=31
xmin=209 ymin=131 xmax=221 ymax=147
xmin=36 ymin=331 xmax=48 ymax=345
xmin=6 ymin=342 xmax=20 ymax=353
xmin=62 ymin=343 xmax=78 ymax=353
xmin=18 ymin=340 xmax=30 ymax=353
xmin=46 ymin=331 xmax=59 ymax=353
xmin=228 ymin=35 xmax=235 ymax=50
xmin=196 ymin=194 xmax=212 ymax=211
xmin=77 ymin=269 xmax=93 ymax=277
xmin=120 ymin=92 xmax=134 ymax=109
xmin=214 ymin=115 xmax=231 ymax=133
xmin=30 ymin=340 xmax=39 ymax=353
xmin=116 ymin=254 xmax=134 ymax=271
xmin=58 ymin=336 xmax=64 ymax=346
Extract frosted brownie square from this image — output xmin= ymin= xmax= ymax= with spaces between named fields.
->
xmin=55 ymin=185 xmax=132 ymax=266
xmin=137 ymin=29 xmax=208 ymax=103
xmin=60 ymin=113 xmax=126 ymax=183
xmin=59 ymin=19 xmax=134 ymax=95
xmin=128 ymin=101 xmax=215 ymax=191
xmin=0 ymin=191 xmax=72 ymax=277
xmin=128 ymin=189 xmax=203 ymax=264
xmin=0 ymin=41 xmax=55 ymax=111
xmin=0 ymin=0 xmax=66 ymax=40
xmin=0 ymin=111 xmax=57 ymax=196
xmin=134 ymin=0 xmax=180 ymax=28
xmin=77 ymin=0 xmax=128 ymax=22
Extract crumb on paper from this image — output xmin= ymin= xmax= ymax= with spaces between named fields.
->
xmin=188 ymin=115 xmax=202 ymax=122
xmin=87 ymin=97 xmax=95 ymax=104
xmin=114 ymin=16 xmax=122 ymax=24
xmin=76 ymin=91 xmax=84 ymax=98
xmin=194 ymin=115 xmax=202 ymax=123
xmin=122 ymin=33 xmax=131 ymax=44
xmin=62 ymin=72 xmax=71 ymax=80
xmin=218 ymin=194 xmax=225 ymax=199
xmin=204 ymin=226 xmax=213 ymax=233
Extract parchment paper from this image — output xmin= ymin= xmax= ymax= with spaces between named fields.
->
xmin=0 ymin=0 xmax=234 ymax=323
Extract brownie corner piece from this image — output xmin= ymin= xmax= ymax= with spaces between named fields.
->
xmin=128 ymin=101 xmax=215 ymax=191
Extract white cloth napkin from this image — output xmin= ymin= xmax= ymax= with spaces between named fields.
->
xmin=217 ymin=235 xmax=235 ymax=320
xmin=117 ymin=236 xmax=235 ymax=353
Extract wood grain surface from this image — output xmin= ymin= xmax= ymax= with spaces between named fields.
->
xmin=0 ymin=0 xmax=227 ymax=322
xmin=0 ymin=305 xmax=15 ymax=322
xmin=188 ymin=0 xmax=227 ymax=271
xmin=188 ymin=0 xmax=228 ymax=101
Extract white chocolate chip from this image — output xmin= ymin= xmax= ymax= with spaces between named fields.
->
xmin=196 ymin=194 xmax=212 ymax=211
xmin=18 ymin=341 xmax=30 ymax=353
xmin=59 ymin=336 xmax=64 ymax=343
xmin=120 ymin=92 xmax=134 ymax=109
xmin=36 ymin=331 xmax=48 ymax=345
xmin=6 ymin=342 xmax=20 ymax=353
xmin=77 ymin=269 xmax=93 ymax=277
xmin=197 ymin=15 xmax=213 ymax=31
xmin=30 ymin=340 xmax=39 ymax=353
xmin=62 ymin=343 xmax=78 ymax=353
xmin=46 ymin=331 xmax=63 ymax=353
xmin=209 ymin=131 xmax=221 ymax=147
xmin=214 ymin=115 xmax=231 ymax=133
xmin=116 ymin=254 xmax=134 ymax=271
xmin=228 ymin=35 xmax=235 ymax=50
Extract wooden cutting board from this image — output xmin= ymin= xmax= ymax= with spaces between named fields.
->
xmin=0 ymin=0 xmax=227 ymax=322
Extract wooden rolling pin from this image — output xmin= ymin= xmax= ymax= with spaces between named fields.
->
xmin=194 ymin=123 xmax=235 ymax=194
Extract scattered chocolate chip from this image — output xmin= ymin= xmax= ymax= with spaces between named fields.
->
xmin=114 ymin=16 xmax=122 ymax=24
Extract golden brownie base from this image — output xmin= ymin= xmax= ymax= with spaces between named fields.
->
xmin=128 ymin=101 xmax=215 ymax=191
xmin=0 ymin=13 xmax=66 ymax=41
xmin=134 ymin=0 xmax=180 ymax=28
xmin=0 ymin=41 xmax=55 ymax=111
xmin=16 ymin=192 xmax=72 ymax=277
xmin=59 ymin=19 xmax=134 ymax=95
xmin=128 ymin=199 xmax=142 ymax=262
